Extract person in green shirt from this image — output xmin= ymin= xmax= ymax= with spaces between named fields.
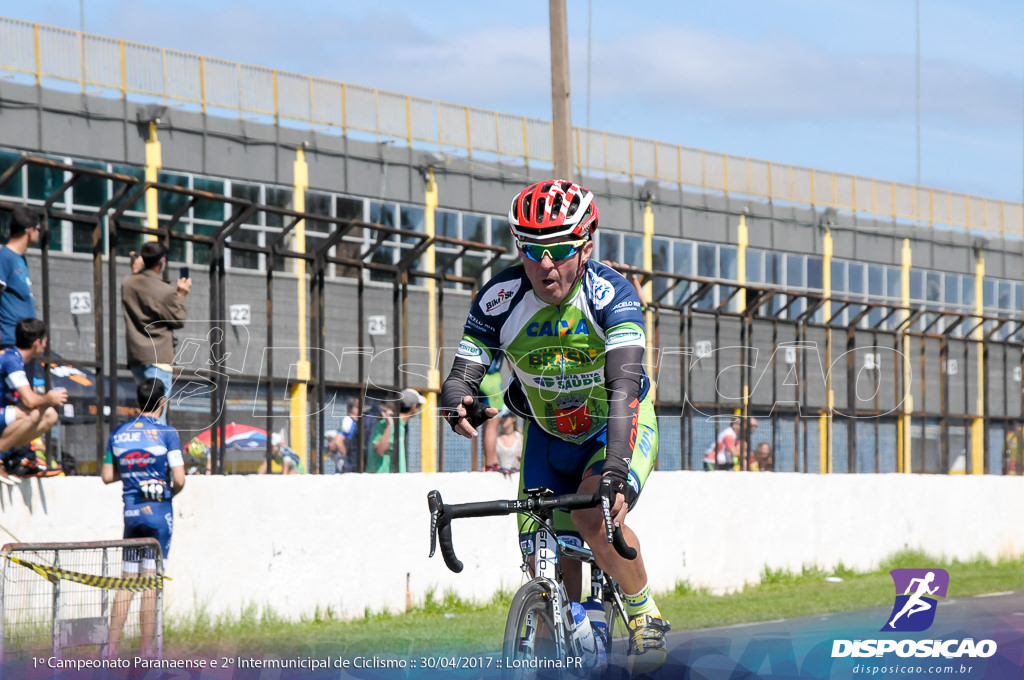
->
xmin=368 ymin=388 xmax=425 ymax=473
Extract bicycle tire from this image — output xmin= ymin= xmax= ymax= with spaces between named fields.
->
xmin=502 ymin=579 xmax=567 ymax=680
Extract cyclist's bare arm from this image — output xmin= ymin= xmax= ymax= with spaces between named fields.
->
xmin=441 ymin=357 xmax=498 ymax=438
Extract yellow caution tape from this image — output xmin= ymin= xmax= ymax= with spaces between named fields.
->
xmin=5 ymin=555 xmax=170 ymax=591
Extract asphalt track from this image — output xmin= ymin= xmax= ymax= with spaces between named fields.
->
xmin=640 ymin=590 xmax=1024 ymax=679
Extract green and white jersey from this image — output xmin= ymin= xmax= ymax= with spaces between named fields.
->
xmin=456 ymin=260 xmax=649 ymax=444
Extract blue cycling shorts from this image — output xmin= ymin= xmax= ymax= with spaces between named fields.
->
xmin=122 ymin=501 xmax=173 ymax=571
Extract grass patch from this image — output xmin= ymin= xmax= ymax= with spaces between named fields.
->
xmin=153 ymin=551 xmax=1021 ymax=657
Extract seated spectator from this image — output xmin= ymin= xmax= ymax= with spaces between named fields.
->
xmin=0 ymin=319 xmax=68 ymax=481
xmin=750 ymin=441 xmax=774 ymax=472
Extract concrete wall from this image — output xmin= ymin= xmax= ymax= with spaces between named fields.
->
xmin=2 ymin=472 xmax=1022 ymax=622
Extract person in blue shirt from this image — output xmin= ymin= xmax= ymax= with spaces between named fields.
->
xmin=0 ymin=206 xmax=41 ymax=348
xmin=101 ymin=378 xmax=185 ymax=659
xmin=0 ymin=318 xmax=68 ymax=482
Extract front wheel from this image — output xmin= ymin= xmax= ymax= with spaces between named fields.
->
xmin=502 ymin=579 xmax=568 ymax=680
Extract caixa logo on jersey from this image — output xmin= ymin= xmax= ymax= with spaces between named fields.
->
xmin=831 ymin=568 xmax=997 ymax=659
xmin=481 ymin=280 xmax=521 ymax=316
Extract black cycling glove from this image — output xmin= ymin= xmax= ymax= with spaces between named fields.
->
xmin=444 ymin=398 xmax=491 ymax=433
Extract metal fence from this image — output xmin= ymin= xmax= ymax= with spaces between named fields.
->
xmin=1 ymin=15 xmax=1023 ymax=237
xmin=0 ymin=538 xmax=165 ymax=669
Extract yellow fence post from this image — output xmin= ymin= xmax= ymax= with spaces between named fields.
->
xmin=422 ymin=168 xmax=439 ymax=473
xmin=643 ymin=197 xmax=655 ymax=402
xmin=971 ymin=248 xmax=986 ymax=474
xmin=821 ymin=227 xmax=833 ymax=473
xmin=144 ymin=121 xmax=161 ymax=236
xmin=290 ymin=148 xmax=310 ymax=469
xmin=900 ymin=238 xmax=913 ymax=473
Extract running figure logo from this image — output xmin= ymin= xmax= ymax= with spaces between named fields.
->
xmin=882 ymin=568 xmax=949 ymax=632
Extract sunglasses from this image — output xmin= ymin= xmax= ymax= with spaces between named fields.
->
xmin=516 ymin=238 xmax=588 ymax=262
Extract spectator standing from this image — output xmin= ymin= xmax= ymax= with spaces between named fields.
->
xmin=101 ymin=379 xmax=184 ymax=658
xmin=121 ymin=242 xmax=191 ymax=424
xmin=0 ymin=319 xmax=68 ymax=481
xmin=493 ymin=413 xmax=522 ymax=473
xmin=329 ymin=397 xmax=360 ymax=473
xmin=0 ymin=206 xmax=42 ymax=349
xmin=367 ymin=388 xmax=424 ymax=474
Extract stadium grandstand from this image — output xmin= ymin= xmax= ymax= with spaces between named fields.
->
xmin=0 ymin=15 xmax=1021 ymax=479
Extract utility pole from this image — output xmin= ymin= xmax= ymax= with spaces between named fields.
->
xmin=549 ymin=0 xmax=573 ymax=180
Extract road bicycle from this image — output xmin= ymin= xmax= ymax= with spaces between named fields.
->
xmin=428 ymin=486 xmax=636 ymax=678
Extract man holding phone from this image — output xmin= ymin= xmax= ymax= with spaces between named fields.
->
xmin=121 ymin=242 xmax=191 ymax=425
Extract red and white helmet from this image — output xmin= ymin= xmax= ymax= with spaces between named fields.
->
xmin=507 ymin=179 xmax=599 ymax=241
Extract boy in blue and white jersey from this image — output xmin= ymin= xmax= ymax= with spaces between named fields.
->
xmin=101 ymin=378 xmax=185 ymax=658
xmin=0 ymin=318 xmax=68 ymax=482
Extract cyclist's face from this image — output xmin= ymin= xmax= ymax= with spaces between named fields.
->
xmin=519 ymin=237 xmax=593 ymax=305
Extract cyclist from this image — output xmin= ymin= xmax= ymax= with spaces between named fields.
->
xmin=441 ymin=179 xmax=669 ymax=674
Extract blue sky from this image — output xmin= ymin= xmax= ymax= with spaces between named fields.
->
xmin=3 ymin=0 xmax=1024 ymax=201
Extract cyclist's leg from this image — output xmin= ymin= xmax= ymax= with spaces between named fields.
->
xmin=516 ymin=421 xmax=595 ymax=601
xmin=569 ymin=396 xmax=669 ymax=672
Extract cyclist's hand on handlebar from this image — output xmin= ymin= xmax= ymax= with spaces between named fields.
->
xmin=445 ymin=396 xmax=498 ymax=438
xmin=599 ymin=474 xmax=629 ymax=529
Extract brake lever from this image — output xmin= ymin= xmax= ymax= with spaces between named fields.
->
xmin=428 ymin=490 xmax=442 ymax=558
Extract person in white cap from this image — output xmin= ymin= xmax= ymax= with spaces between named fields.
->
xmin=257 ymin=430 xmax=303 ymax=474
xmin=367 ymin=388 xmax=424 ymax=474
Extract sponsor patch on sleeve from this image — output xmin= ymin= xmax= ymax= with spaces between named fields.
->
xmin=605 ymin=324 xmax=645 ymax=348
xmin=456 ymin=338 xmax=489 ymax=363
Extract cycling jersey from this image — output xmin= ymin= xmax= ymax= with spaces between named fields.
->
xmin=0 ymin=346 xmax=29 ymax=409
xmin=454 ymin=260 xmax=650 ymax=445
xmin=105 ymin=415 xmax=183 ymax=560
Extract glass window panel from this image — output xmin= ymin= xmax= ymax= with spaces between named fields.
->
xmin=924 ymin=272 xmax=941 ymax=303
xmin=41 ymin=217 xmax=62 ymax=251
xmin=697 ymin=244 xmax=716 ymax=277
xmin=114 ymin=219 xmax=143 ymax=258
xmin=961 ymin=277 xmax=975 ymax=308
xmin=491 ymin=217 xmax=514 ymax=257
xmin=1016 ymin=282 xmax=1023 ymax=312
xmin=111 ymin=165 xmax=146 ymax=213
xmin=983 ymin=279 xmax=995 ymax=308
xmin=157 ymin=171 xmax=190 ymax=220
xmin=228 ymin=227 xmax=260 ymax=269
xmin=848 ymin=263 xmax=864 ymax=295
xmin=746 ymin=248 xmax=763 ymax=283
xmin=436 ymin=210 xmax=458 ymax=239
xmin=462 ymin=255 xmax=485 ymax=284
xmin=400 ymin=205 xmax=424 ymax=241
xmin=767 ymin=252 xmax=784 ymax=285
xmin=807 ymin=256 xmax=823 ymax=290
xmin=787 ymin=254 xmax=805 ymax=288
xmin=336 ymin=196 xmax=362 ymax=221
xmin=830 ymin=260 xmax=845 ymax=292
xmin=999 ymin=281 xmax=1013 ymax=311
xmin=193 ymin=222 xmax=216 ymax=265
xmin=463 ymin=214 xmax=486 ymax=243
xmin=624 ymin=234 xmax=643 ymax=268
xmin=720 ymin=246 xmax=737 ymax=280
xmin=672 ymin=241 xmax=693 ymax=276
xmin=600 ymin=232 xmax=621 ymax=265
xmin=868 ymin=265 xmax=884 ymax=297
xmin=887 ymin=268 xmax=901 ymax=299
xmin=264 ymin=187 xmax=293 ymax=228
xmin=0 ymin=150 xmax=23 ymax=197
xmin=910 ymin=270 xmax=923 ymax=300
xmin=232 ymin=182 xmax=261 ymax=206
xmin=652 ymin=238 xmax=669 ymax=301
xmin=944 ymin=275 xmax=959 ymax=306
xmin=28 ymin=163 xmax=66 ymax=204
xmin=72 ymin=161 xmax=108 ymax=208
xmin=369 ymin=245 xmax=395 ymax=282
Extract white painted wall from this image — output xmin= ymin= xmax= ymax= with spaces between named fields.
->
xmin=2 ymin=471 xmax=1022 ymax=622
